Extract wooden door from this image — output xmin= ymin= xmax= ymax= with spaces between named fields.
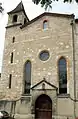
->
xmin=35 ymin=94 xmax=52 ymax=119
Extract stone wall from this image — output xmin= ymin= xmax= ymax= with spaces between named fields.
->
xmin=73 ymin=21 xmax=78 ymax=117
xmin=0 ymin=13 xmax=76 ymax=118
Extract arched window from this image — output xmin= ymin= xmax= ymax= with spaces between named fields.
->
xmin=43 ymin=20 xmax=48 ymax=29
xmin=13 ymin=15 xmax=18 ymax=22
xmin=58 ymin=57 xmax=67 ymax=94
xmin=24 ymin=60 xmax=31 ymax=94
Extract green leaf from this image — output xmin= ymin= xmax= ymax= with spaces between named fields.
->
xmin=32 ymin=0 xmax=78 ymax=10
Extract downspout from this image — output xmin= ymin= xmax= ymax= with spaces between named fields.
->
xmin=71 ymin=16 xmax=76 ymax=119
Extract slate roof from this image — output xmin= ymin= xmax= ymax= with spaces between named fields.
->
xmin=8 ymin=1 xmax=24 ymax=14
xmin=8 ymin=1 xmax=29 ymax=21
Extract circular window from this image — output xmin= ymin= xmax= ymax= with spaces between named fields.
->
xmin=39 ymin=50 xmax=49 ymax=61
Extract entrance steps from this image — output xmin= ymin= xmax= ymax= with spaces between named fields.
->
xmin=14 ymin=114 xmax=32 ymax=119
xmin=52 ymin=115 xmax=74 ymax=119
xmin=14 ymin=114 xmax=74 ymax=119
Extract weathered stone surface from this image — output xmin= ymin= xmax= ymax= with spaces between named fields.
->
xmin=0 ymin=3 xmax=78 ymax=119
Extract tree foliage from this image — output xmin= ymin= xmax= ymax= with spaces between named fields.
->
xmin=32 ymin=0 xmax=78 ymax=9
xmin=0 ymin=3 xmax=4 ymax=13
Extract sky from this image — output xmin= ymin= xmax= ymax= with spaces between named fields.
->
xmin=0 ymin=0 xmax=78 ymax=72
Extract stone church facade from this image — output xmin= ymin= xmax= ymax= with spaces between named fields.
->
xmin=0 ymin=1 xmax=78 ymax=119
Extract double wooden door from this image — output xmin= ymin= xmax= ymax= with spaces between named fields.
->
xmin=35 ymin=94 xmax=52 ymax=119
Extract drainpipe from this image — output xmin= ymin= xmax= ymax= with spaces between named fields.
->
xmin=71 ymin=16 xmax=76 ymax=119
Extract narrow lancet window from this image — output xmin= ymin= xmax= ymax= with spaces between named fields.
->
xmin=11 ymin=52 xmax=13 ymax=63
xmin=58 ymin=57 xmax=67 ymax=94
xmin=9 ymin=74 xmax=12 ymax=89
xmin=12 ymin=37 xmax=15 ymax=43
xmin=24 ymin=60 xmax=31 ymax=94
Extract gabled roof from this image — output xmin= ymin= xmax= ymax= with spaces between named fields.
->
xmin=21 ymin=12 xmax=74 ymax=29
xmin=8 ymin=1 xmax=29 ymax=20
xmin=31 ymin=78 xmax=57 ymax=90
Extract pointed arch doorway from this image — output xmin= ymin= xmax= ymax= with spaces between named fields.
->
xmin=35 ymin=94 xmax=52 ymax=119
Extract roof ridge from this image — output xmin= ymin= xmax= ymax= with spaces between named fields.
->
xmin=21 ymin=12 xmax=74 ymax=29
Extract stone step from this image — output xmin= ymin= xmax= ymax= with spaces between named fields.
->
xmin=14 ymin=114 xmax=33 ymax=119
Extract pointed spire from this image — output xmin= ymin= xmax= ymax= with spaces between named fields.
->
xmin=8 ymin=1 xmax=25 ymax=15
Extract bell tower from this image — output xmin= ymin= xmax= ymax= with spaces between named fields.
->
xmin=7 ymin=1 xmax=29 ymax=27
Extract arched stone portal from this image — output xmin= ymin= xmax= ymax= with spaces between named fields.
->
xmin=35 ymin=94 xmax=52 ymax=119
